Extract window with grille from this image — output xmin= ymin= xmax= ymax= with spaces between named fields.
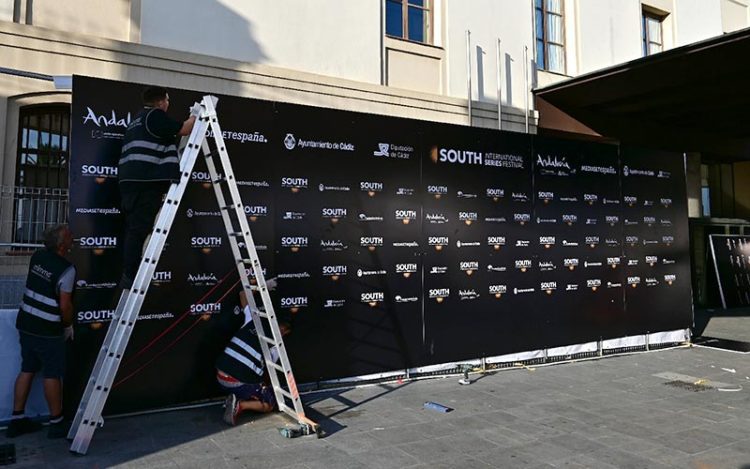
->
xmin=12 ymin=105 xmax=70 ymax=244
xmin=385 ymin=0 xmax=432 ymax=44
xmin=535 ymin=0 xmax=566 ymax=74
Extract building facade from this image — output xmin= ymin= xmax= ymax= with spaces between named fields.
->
xmin=0 ymin=0 xmax=748 ymax=300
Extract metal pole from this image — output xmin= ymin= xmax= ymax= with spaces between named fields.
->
xmin=496 ymin=38 xmax=502 ymax=131
xmin=524 ymin=45 xmax=529 ymax=133
xmin=466 ymin=30 xmax=472 ymax=126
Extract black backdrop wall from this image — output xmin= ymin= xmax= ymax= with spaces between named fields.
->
xmin=68 ymin=76 xmax=692 ymax=414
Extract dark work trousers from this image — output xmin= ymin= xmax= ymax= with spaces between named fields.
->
xmin=119 ymin=182 xmax=170 ymax=286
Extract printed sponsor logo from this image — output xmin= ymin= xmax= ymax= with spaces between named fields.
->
xmin=603 ymin=198 xmax=620 ymax=205
xmin=605 ymin=238 xmax=620 ymax=247
xmin=280 ymin=296 xmax=308 ymax=313
xmin=81 ymin=164 xmax=118 ymax=183
xmin=515 ymin=259 xmax=532 ymax=272
xmin=206 ymin=128 xmax=267 ymax=144
xmin=321 ymin=239 xmax=347 ymax=252
xmin=245 ymin=205 xmax=268 ymax=222
xmin=392 ymin=241 xmax=419 ymax=248
xmin=436 ymin=148 xmax=483 ymax=165
xmin=360 ymin=236 xmax=383 ymax=251
xmin=658 ymin=170 xmax=671 ymax=179
xmin=662 ymin=258 xmax=676 ymax=265
xmin=564 ymin=258 xmax=579 ymax=270
xmin=322 ymin=207 xmax=347 ymax=223
xmin=645 ymin=277 xmax=660 ymax=287
xmin=459 ymin=289 xmax=480 ymax=301
xmin=283 ymin=211 xmax=306 ymax=221
xmin=77 ymin=309 xmax=116 ymax=323
xmin=537 ymin=154 xmax=574 ymax=176
xmin=429 ymin=288 xmax=450 ymax=303
xmin=607 ymin=257 xmax=621 ymax=268
xmin=489 ymin=284 xmax=507 ymax=298
xmin=584 ymin=261 xmax=602 ymax=268
xmin=585 ymin=236 xmax=600 ymax=248
xmin=187 ymin=272 xmax=219 ymax=287
xmin=487 ymin=236 xmax=506 ymax=250
xmin=75 ymin=279 xmax=117 ymax=290
xmin=191 ymin=171 xmax=219 ymax=189
xmin=427 ymin=185 xmax=449 ymax=199
xmin=374 ymin=143 xmax=413 ymax=159
xmin=75 ymin=207 xmax=120 ymax=215
xmin=626 ymin=235 xmax=639 ymax=246
xmin=516 ymin=240 xmax=530 ymax=247
xmin=82 ymin=107 xmax=131 ymax=128
xmin=584 ymin=193 xmax=598 ymax=205
xmin=566 ymin=284 xmax=579 ymax=291
xmin=661 ymin=198 xmax=673 ymax=207
xmin=539 ymin=261 xmax=556 ymax=271
xmin=236 ymin=179 xmax=271 ymax=188
xmin=539 ymin=236 xmax=556 ymax=249
xmin=150 ymin=271 xmax=172 ymax=285
xmin=360 ymin=181 xmax=383 ymax=197
xmin=541 ymin=281 xmax=557 ymax=294
xmin=581 ymin=165 xmax=616 ymax=175
xmin=663 ymin=235 xmax=674 ymax=246
xmin=318 ymin=183 xmax=351 ymax=192
xmin=322 ymin=265 xmax=348 ymax=281
xmin=189 ymin=302 xmax=221 ymax=317
xmin=605 ymin=216 xmax=619 ymax=226
xmin=191 ymin=236 xmax=222 ymax=254
xmin=538 ymin=191 xmax=554 ymax=203
xmin=622 ymin=166 xmax=655 ymax=177
xmin=276 ymin=272 xmax=310 ymax=280
xmin=396 ymin=263 xmax=418 ymax=278
xmin=562 ymin=239 xmax=579 ymax=247
xmin=396 ymin=209 xmax=418 ymax=225
xmin=455 ymin=240 xmax=481 ymax=248
xmin=514 ymin=213 xmax=531 ymax=225
xmin=457 ymin=189 xmax=478 ymax=199
xmin=429 ymin=266 xmax=448 ymax=275
xmin=394 ymin=295 xmax=419 ymax=303
xmin=513 ymin=287 xmax=535 ymax=295
xmin=186 ymin=209 xmax=221 ymax=218
xmin=661 ymin=219 xmax=672 ymax=227
xmin=537 ymin=217 xmax=557 ymax=224
xmin=486 ymin=188 xmax=504 ymax=202
xmin=628 ymin=276 xmax=641 ymax=287
xmin=324 ymin=299 xmax=346 ymax=308
xmin=358 ymin=213 xmax=384 ymax=222
xmin=624 ymin=218 xmax=639 ymax=226
xmin=586 ymin=218 xmax=598 ymax=226
xmin=484 ymin=216 xmax=507 ymax=223
xmin=428 ymin=236 xmax=449 ymax=251
xmin=646 ymin=256 xmax=659 ymax=266
xmin=643 ymin=239 xmax=659 ymax=246
xmin=459 ymin=261 xmax=479 ymax=276
xmin=643 ymin=216 xmax=656 ymax=226
xmin=284 ymin=133 xmax=355 ymax=152
xmin=396 ymin=187 xmax=415 ymax=196
xmin=607 ymin=282 xmax=622 ymax=288
xmin=559 ymin=196 xmax=579 ymax=202
xmin=79 ymin=236 xmax=117 ymax=255
xmin=280 ymin=177 xmax=308 ymax=193
xmin=281 ymin=236 xmax=308 ymax=252
xmin=644 ymin=200 xmax=655 ymax=207
xmin=356 ymin=269 xmax=387 ymax=278
xmin=486 ymin=264 xmax=507 ymax=272
xmin=562 ymin=214 xmax=578 ymax=226
xmin=426 ymin=212 xmax=449 ymax=224
xmin=624 ymin=195 xmax=638 ymax=206
xmin=664 ymin=274 xmax=676 ymax=285
xmin=458 ymin=211 xmax=478 ymax=226
xmin=512 ymin=192 xmax=529 ymax=203
xmin=484 ymin=153 xmax=525 ymax=169
xmin=587 ymin=279 xmax=602 ymax=291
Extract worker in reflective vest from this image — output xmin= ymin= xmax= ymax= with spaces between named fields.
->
xmin=7 ymin=225 xmax=75 ymax=439
xmin=118 ymin=86 xmax=196 ymax=289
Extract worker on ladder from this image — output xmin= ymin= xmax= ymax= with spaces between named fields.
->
xmin=117 ymin=86 xmax=197 ymax=290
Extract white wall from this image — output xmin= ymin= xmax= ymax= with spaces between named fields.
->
xmin=673 ymin=0 xmax=723 ymax=46
xmin=0 ymin=0 xmax=13 ymax=21
xmin=577 ymin=0 xmax=642 ymax=74
xmin=444 ymin=0 xmax=532 ymax=107
xmin=140 ymin=0 xmax=382 ymax=85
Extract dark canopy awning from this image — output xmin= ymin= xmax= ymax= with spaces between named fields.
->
xmin=535 ymin=27 xmax=750 ymax=161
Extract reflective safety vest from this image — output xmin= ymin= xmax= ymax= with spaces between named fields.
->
xmin=215 ymin=323 xmax=273 ymax=384
xmin=118 ymin=108 xmax=180 ymax=183
xmin=16 ymin=249 xmax=73 ymax=337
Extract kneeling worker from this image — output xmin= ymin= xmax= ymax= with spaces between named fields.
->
xmin=216 ymin=283 xmax=290 ymax=426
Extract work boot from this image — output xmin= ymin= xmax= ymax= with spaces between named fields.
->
xmin=5 ymin=417 xmax=41 ymax=438
xmin=47 ymin=420 xmax=68 ymax=439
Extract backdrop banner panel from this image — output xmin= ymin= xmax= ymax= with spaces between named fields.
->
xmin=69 ymin=76 xmax=692 ymax=414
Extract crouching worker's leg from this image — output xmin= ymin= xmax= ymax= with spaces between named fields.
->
xmin=222 ymin=383 xmax=275 ymax=426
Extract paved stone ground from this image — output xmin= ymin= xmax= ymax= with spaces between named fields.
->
xmin=3 ymin=344 xmax=750 ymax=468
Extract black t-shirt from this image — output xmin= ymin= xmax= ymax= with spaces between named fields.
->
xmin=144 ymin=108 xmax=181 ymax=139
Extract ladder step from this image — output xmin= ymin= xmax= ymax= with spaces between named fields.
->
xmin=267 ymin=361 xmax=284 ymax=373
xmin=278 ymin=388 xmax=294 ymax=400
xmin=258 ymin=335 xmax=277 ymax=346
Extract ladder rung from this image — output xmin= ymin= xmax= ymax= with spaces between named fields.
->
xmin=258 ymin=335 xmax=277 ymax=346
xmin=267 ymin=361 xmax=284 ymax=373
xmin=278 ymin=388 xmax=293 ymax=400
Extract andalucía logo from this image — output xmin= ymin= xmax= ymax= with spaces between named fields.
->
xmin=82 ymin=107 xmax=131 ymax=128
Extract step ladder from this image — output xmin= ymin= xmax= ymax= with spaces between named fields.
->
xmin=68 ymin=95 xmax=319 ymax=455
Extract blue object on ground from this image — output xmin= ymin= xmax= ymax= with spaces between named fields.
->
xmin=423 ymin=401 xmax=453 ymax=413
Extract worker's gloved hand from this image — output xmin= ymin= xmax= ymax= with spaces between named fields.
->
xmin=189 ymin=102 xmax=202 ymax=116
xmin=265 ymin=278 xmax=277 ymax=291
xmin=64 ymin=325 xmax=74 ymax=341
xmin=243 ymin=305 xmax=255 ymax=326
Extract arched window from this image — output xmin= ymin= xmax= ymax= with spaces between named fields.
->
xmin=12 ymin=104 xmax=70 ymax=244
